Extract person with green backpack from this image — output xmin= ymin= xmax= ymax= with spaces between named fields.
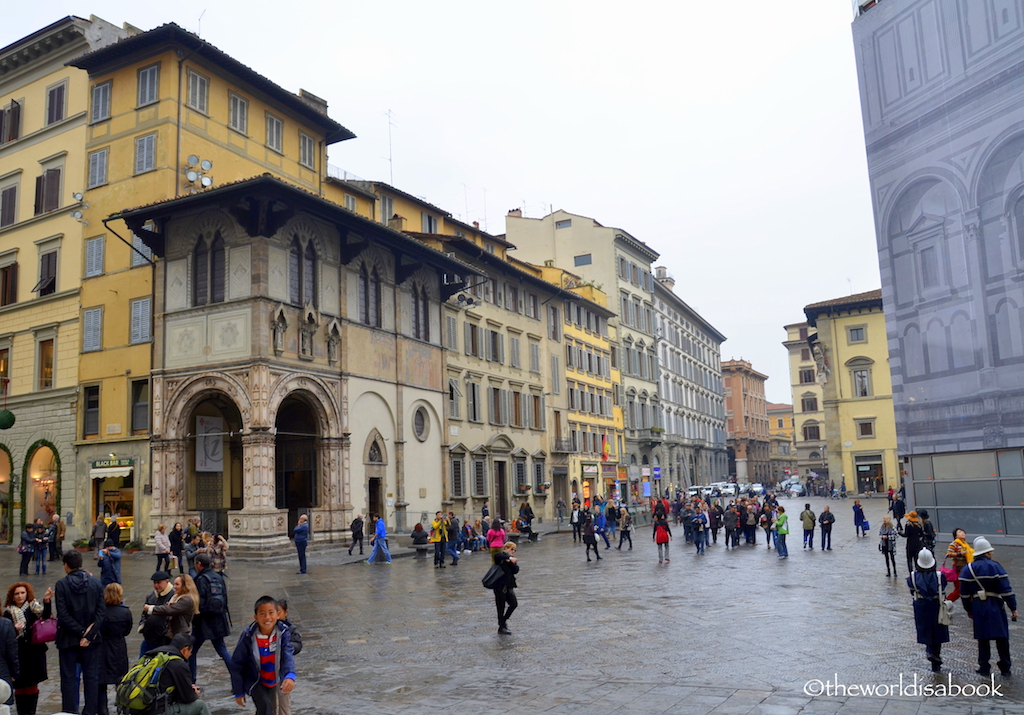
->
xmin=117 ymin=632 xmax=210 ymax=714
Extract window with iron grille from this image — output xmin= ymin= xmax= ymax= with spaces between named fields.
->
xmin=83 ymin=386 xmax=99 ymax=437
xmin=472 ymin=458 xmax=487 ymax=496
xmin=451 ymin=456 xmax=466 ymax=497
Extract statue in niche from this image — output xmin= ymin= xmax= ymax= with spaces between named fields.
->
xmin=272 ymin=313 xmax=287 ymax=356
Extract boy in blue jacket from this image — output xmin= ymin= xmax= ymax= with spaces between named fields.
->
xmin=230 ymin=596 xmax=296 ymax=714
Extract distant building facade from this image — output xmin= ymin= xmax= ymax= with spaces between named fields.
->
xmin=722 ymin=360 xmax=769 ymax=482
xmin=804 ymin=290 xmax=898 ymax=495
xmin=854 ymin=0 xmax=1024 ymax=542
xmin=766 ymin=403 xmax=797 ymax=483
xmin=783 ymin=322 xmax=828 ymax=484
xmin=653 ymin=267 xmax=728 ymax=489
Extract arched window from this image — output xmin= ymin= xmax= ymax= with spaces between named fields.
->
xmin=288 ymin=237 xmax=317 ymax=307
xmin=368 ymin=440 xmax=383 ymax=463
xmin=303 ymin=241 xmax=317 ymax=306
xmin=359 ymin=264 xmax=381 ymax=327
xmin=412 ymin=285 xmax=429 ymax=341
xmin=192 ymin=231 xmax=226 ymax=307
xmin=289 ymin=238 xmax=301 ymax=305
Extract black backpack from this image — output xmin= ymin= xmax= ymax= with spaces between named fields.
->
xmin=199 ymin=573 xmax=226 ymax=615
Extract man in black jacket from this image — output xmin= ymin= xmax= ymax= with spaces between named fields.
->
xmin=190 ymin=554 xmax=232 ymax=681
xmin=149 ymin=633 xmax=211 ymax=714
xmin=348 ymin=514 xmax=364 ymax=555
xmin=55 ymin=550 xmax=105 ymax=715
xmin=139 ymin=571 xmax=174 ymax=658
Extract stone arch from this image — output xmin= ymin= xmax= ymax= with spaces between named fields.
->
xmin=164 ymin=373 xmax=253 ymax=439
xmin=21 ymin=439 xmax=61 ymax=533
xmin=279 ymin=215 xmax=330 ymax=260
xmin=363 ymin=429 xmax=388 ymax=465
xmin=487 ymin=434 xmax=515 ymax=451
xmin=267 ymin=374 xmax=342 ymax=440
xmin=357 ymin=245 xmax=394 ymax=283
xmin=975 ymin=128 xmax=1024 ymax=278
xmin=183 ymin=209 xmax=238 ymax=247
xmin=993 ymin=297 xmax=1024 ymax=362
xmin=351 ymin=391 xmax=396 ymax=435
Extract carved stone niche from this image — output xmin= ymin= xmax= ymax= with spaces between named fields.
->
xmin=326 ymin=319 xmax=341 ymax=366
xmin=271 ymin=306 xmax=288 ymax=357
xmin=299 ymin=305 xmax=319 ymax=360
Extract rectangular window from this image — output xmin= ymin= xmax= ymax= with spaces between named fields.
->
xmin=533 ymin=461 xmax=545 ymax=490
xmin=445 ymin=315 xmax=458 ymax=350
xmin=33 ymin=168 xmax=61 ymax=215
xmin=0 ymin=263 xmax=16 ymax=306
xmin=138 ymin=64 xmax=159 ymax=106
xmin=547 ymin=306 xmax=560 ymax=341
xmin=509 ymin=335 xmax=521 ymax=369
xmin=299 ymin=133 xmax=316 ymax=169
xmin=803 ymin=424 xmax=820 ymax=441
xmin=448 ymin=379 xmax=462 ymax=420
xmin=506 ymin=286 xmax=519 ymax=313
xmin=85 ymin=237 xmax=104 ymax=277
xmin=848 ymin=326 xmax=866 ymax=343
xmin=91 ymin=82 xmax=111 ymax=122
xmin=46 ymin=82 xmax=66 ymax=125
xmin=525 ymin=293 xmax=538 ymax=319
xmin=421 ymin=213 xmax=438 ymax=233
xmin=472 ymin=458 xmax=487 ymax=497
xmin=0 ymin=347 xmax=8 ymax=395
xmin=799 ymin=327 xmax=808 ymax=340
xmin=135 ymin=134 xmax=156 ymax=174
xmin=529 ymin=341 xmax=540 ymax=373
xmin=266 ymin=113 xmax=283 ymax=152
xmin=131 ymin=298 xmax=151 ymax=343
xmin=380 ymin=195 xmax=394 ymax=223
xmin=551 ymin=356 xmax=560 ymax=394
xmin=344 ymin=194 xmax=357 ymax=212
xmin=88 ymin=149 xmax=108 ymax=189
xmin=229 ymin=93 xmax=249 ymax=134
xmin=0 ymin=100 xmax=21 ymax=145
xmin=451 ymin=456 xmax=466 ymax=498
xmin=467 ymin=382 xmax=481 ymax=422
xmin=853 ymin=369 xmax=871 ymax=397
xmin=83 ymin=308 xmax=102 ymax=352
xmin=0 ymin=185 xmax=16 ymax=227
xmin=555 ymin=219 xmax=572 ymax=229
xmin=37 ymin=339 xmax=53 ymax=390
xmin=800 ymin=348 xmax=810 ymax=361
xmin=857 ymin=420 xmax=875 ymax=438
xmin=34 ymin=251 xmax=57 ymax=296
xmin=511 ymin=390 xmax=524 ymax=427
xmin=131 ymin=379 xmax=150 ymax=433
xmin=574 ymin=253 xmax=592 ymax=266
xmin=132 ymin=233 xmax=154 ymax=267
xmin=801 ymin=396 xmax=817 ymax=412
xmin=84 ymin=386 xmax=100 ymax=437
xmin=489 ymin=387 xmax=506 ymax=425
xmin=799 ymin=368 xmax=815 ymax=384
xmin=920 ymin=246 xmax=939 ymax=289
xmin=187 ymin=70 xmax=209 ymax=113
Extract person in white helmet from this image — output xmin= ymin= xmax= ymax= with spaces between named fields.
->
xmin=907 ymin=548 xmax=949 ymax=672
xmin=959 ymin=536 xmax=1018 ymax=676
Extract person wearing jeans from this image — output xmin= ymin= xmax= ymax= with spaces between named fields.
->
xmin=818 ymin=506 xmax=835 ymax=550
xmin=692 ymin=507 xmax=707 ymax=555
xmin=653 ymin=513 xmax=672 ymax=563
xmin=55 ymin=550 xmax=105 ymax=715
xmin=775 ymin=506 xmax=790 ymax=559
xmin=366 ymin=514 xmax=392 ymax=564
xmin=617 ymin=510 xmax=633 ymax=550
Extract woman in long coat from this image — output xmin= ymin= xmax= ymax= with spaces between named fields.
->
xmin=907 ymin=548 xmax=949 ymax=672
xmin=899 ymin=511 xmax=926 ymax=575
xmin=97 ymin=583 xmax=132 ymax=715
xmin=3 ymin=582 xmax=52 ymax=715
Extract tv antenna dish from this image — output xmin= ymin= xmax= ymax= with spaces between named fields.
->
xmin=186 ymin=155 xmax=199 ymax=167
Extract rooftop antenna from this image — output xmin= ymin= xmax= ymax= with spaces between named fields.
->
xmin=847 ymin=277 xmax=853 ymax=295
xmin=197 ymin=9 xmax=206 ymax=36
xmin=483 ymin=188 xmax=488 ymax=233
xmin=384 ymin=109 xmax=396 ymax=185
xmin=462 ymin=182 xmax=469 ymax=223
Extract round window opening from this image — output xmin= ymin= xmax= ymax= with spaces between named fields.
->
xmin=413 ymin=407 xmax=429 ymax=441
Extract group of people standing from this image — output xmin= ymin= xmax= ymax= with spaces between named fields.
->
xmin=17 ymin=515 xmax=66 ymax=577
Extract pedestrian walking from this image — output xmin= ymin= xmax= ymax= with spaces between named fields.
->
xmin=96 ymin=583 xmax=131 ymax=715
xmin=594 ymin=510 xmax=611 ymax=549
xmin=209 ymin=534 xmax=228 ymax=575
xmin=366 ymin=514 xmax=392 ymax=564
xmin=774 ymin=506 xmax=789 ymax=559
xmin=231 ymin=596 xmax=296 ymax=715
xmin=570 ymin=504 xmax=583 ymax=543
xmin=852 ymin=500 xmax=866 ymax=538
xmin=191 ymin=553 xmax=232 ymax=681
xmin=617 ymin=508 xmax=633 ymax=550
xmin=446 ymin=511 xmax=461 ymax=566
xmin=653 ymin=512 xmax=672 ymax=563
xmin=169 ymin=522 xmax=185 ymax=574
xmin=293 ymin=514 xmax=309 ymax=575
xmin=899 ymin=511 xmax=926 ymax=576
xmin=556 ymin=498 xmax=566 ymax=524
xmin=155 ymin=524 xmax=172 ymax=573
xmin=583 ymin=514 xmax=601 ymax=562
xmin=32 ymin=521 xmax=48 ymax=575
xmin=348 ymin=514 xmax=364 ymax=555
xmin=55 ymin=550 xmax=105 ymax=715
xmin=50 ymin=514 xmax=65 ymax=561
xmin=818 ymin=506 xmax=835 ymax=550
xmin=799 ymin=504 xmax=815 ymax=550
xmin=759 ymin=505 xmax=773 ymax=549
xmin=692 ymin=506 xmax=707 ymax=555
xmin=944 ymin=528 xmax=973 ymax=602
xmin=275 ymin=600 xmax=302 ymax=715
xmin=891 ymin=495 xmax=906 ymax=528
xmin=486 ymin=518 xmax=506 ymax=564
xmin=709 ymin=502 xmax=723 ymax=544
xmin=3 ymin=582 xmax=51 ymax=714
xmin=91 ymin=517 xmax=107 ymax=553
xmin=959 ymin=536 xmax=1018 ymax=676
xmin=430 ymin=511 xmax=448 ymax=569
xmin=105 ymin=517 xmax=120 ymax=548
xmin=908 ymin=548 xmax=949 ymax=672
xmin=919 ymin=509 xmax=936 ymax=552
xmin=493 ymin=542 xmax=520 ymax=635
xmin=879 ymin=515 xmax=898 ymax=577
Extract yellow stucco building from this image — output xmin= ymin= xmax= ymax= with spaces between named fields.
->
xmin=804 ymin=290 xmax=898 ymax=495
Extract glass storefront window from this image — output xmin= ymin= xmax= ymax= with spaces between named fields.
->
xmin=998 ymin=450 xmax=1024 ymax=478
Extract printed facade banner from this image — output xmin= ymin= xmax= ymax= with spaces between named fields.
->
xmin=196 ymin=415 xmax=224 ymax=472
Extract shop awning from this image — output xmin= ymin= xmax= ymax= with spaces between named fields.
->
xmin=90 ymin=466 xmax=133 ymax=480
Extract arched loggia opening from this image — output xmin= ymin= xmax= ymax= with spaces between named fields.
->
xmin=186 ymin=394 xmax=244 ymax=536
xmin=276 ymin=396 xmax=320 ymax=536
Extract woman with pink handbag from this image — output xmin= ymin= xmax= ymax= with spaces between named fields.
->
xmin=2 ymin=582 xmax=53 ymax=715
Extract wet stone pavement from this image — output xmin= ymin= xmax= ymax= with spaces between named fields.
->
xmin=12 ymin=497 xmax=1024 ymax=714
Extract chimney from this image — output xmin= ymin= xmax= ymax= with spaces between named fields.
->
xmin=507 ymin=208 xmax=522 ymax=218
xmin=387 ymin=214 xmax=406 ymax=231
xmin=473 ymin=221 xmax=480 ymax=229
xmin=655 ymin=265 xmax=675 ymax=290
xmin=299 ymin=89 xmax=329 ymax=115
xmin=544 ymin=260 xmax=554 ymax=267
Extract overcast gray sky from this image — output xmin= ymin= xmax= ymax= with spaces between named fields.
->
xmin=8 ymin=1 xmax=880 ymax=404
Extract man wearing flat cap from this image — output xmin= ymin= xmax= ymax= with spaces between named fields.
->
xmin=138 ymin=570 xmax=174 ymax=657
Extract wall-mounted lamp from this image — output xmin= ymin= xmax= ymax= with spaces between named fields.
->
xmin=71 ymin=192 xmax=89 ymax=226
xmin=183 ymin=155 xmax=214 ymax=194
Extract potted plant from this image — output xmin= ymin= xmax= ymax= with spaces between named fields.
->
xmin=124 ymin=539 xmax=143 ymax=554
xmin=73 ymin=538 xmax=91 ymax=552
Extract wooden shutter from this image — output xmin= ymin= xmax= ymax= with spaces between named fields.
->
xmin=539 ymin=396 xmax=546 ymax=430
xmin=34 ymin=175 xmax=45 ymax=215
xmin=5 ymin=101 xmax=18 ymax=142
xmin=464 ymin=322 xmax=472 ymax=356
xmin=83 ymin=308 xmax=101 ymax=351
xmin=0 ymin=186 xmax=15 ymax=227
xmin=86 ymin=238 xmax=103 ymax=277
xmin=132 ymin=298 xmax=151 ymax=343
xmin=499 ymin=390 xmax=508 ymax=426
xmin=48 ymin=85 xmax=65 ymax=124
xmin=43 ymin=169 xmax=60 ymax=212
xmin=1 ymin=263 xmax=16 ymax=306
